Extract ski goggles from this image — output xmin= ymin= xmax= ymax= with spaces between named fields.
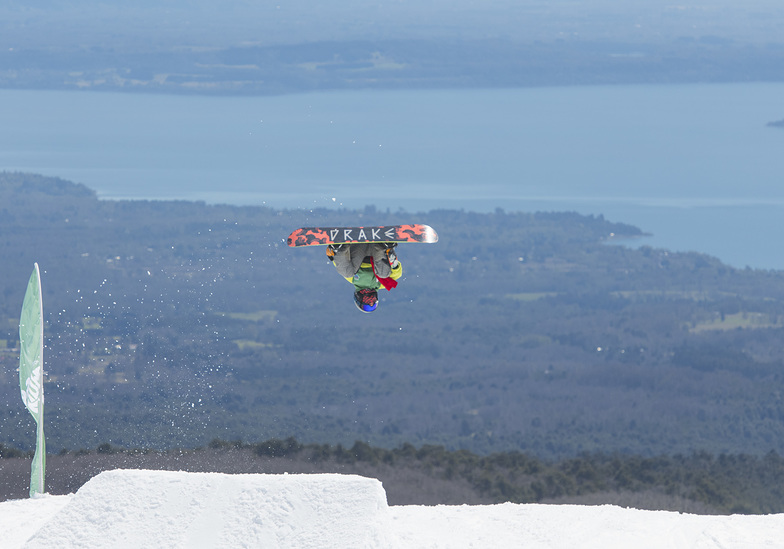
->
xmin=359 ymin=301 xmax=378 ymax=312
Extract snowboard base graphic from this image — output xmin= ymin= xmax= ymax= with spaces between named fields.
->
xmin=287 ymin=224 xmax=438 ymax=247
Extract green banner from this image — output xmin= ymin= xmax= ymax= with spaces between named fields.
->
xmin=19 ymin=263 xmax=45 ymax=497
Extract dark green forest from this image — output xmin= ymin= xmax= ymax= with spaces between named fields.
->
xmin=2 ymin=172 xmax=784 ymax=465
xmin=3 ymin=439 xmax=784 ymax=514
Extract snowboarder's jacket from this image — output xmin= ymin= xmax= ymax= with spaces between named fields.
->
xmin=344 ymin=258 xmax=402 ymax=291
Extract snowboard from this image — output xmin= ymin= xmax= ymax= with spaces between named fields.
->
xmin=287 ymin=224 xmax=438 ymax=247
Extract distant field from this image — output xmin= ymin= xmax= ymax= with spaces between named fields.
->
xmin=691 ymin=312 xmax=781 ymax=332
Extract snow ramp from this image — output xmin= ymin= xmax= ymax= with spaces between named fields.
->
xmin=12 ymin=469 xmax=784 ymax=548
xmin=24 ymin=470 xmax=396 ymax=549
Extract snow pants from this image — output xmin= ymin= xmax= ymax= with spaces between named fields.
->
xmin=332 ymin=243 xmax=393 ymax=279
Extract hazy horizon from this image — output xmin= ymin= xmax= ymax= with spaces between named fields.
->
xmin=3 ymin=1 xmax=783 ymax=49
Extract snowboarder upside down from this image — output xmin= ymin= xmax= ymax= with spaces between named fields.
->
xmin=326 ymin=243 xmax=401 ymax=313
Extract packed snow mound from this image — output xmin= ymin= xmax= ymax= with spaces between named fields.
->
xmin=3 ymin=469 xmax=784 ymax=548
xmin=24 ymin=470 xmax=392 ymax=549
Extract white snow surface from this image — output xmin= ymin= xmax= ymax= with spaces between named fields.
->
xmin=1 ymin=469 xmax=783 ymax=548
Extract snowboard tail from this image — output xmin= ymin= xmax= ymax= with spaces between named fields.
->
xmin=287 ymin=224 xmax=438 ymax=247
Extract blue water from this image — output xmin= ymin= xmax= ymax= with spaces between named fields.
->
xmin=2 ymin=84 xmax=783 ymax=269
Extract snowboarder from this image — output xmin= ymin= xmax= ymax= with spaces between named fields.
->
xmin=326 ymin=243 xmax=401 ymax=312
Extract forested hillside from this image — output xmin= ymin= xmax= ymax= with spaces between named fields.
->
xmin=4 ymin=439 xmax=784 ymax=515
xmin=2 ymin=173 xmax=784 ymax=461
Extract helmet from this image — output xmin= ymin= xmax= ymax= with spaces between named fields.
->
xmin=354 ymin=289 xmax=378 ymax=313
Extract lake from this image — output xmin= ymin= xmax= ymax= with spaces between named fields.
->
xmin=2 ymin=84 xmax=783 ymax=269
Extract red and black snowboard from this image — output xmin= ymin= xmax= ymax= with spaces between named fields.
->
xmin=287 ymin=224 xmax=438 ymax=247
